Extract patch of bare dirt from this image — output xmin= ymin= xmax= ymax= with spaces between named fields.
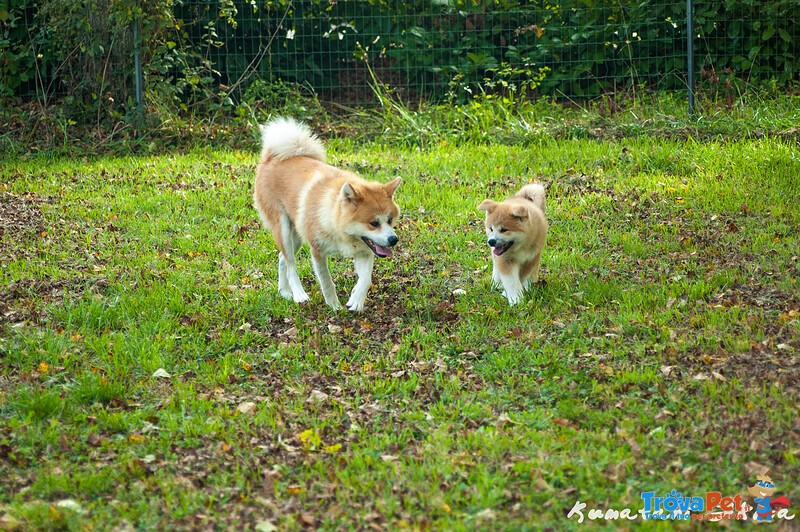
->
xmin=0 ymin=276 xmax=109 ymax=326
xmin=0 ymin=191 xmax=48 ymax=239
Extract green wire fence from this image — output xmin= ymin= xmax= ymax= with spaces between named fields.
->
xmin=1 ymin=1 xmax=798 ymax=120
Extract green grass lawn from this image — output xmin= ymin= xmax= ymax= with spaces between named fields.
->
xmin=1 ymin=132 xmax=799 ymax=529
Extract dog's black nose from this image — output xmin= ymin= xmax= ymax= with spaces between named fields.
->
xmin=487 ymin=238 xmax=496 ymax=247
xmin=387 ymin=235 xmax=398 ymax=247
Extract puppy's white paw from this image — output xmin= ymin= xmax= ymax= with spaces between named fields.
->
xmin=346 ymin=299 xmax=366 ymax=312
xmin=506 ymin=293 xmax=522 ymax=306
xmin=293 ymin=292 xmax=310 ymax=304
xmin=279 ymin=288 xmax=293 ymax=300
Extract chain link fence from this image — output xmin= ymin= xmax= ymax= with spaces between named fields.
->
xmin=2 ymin=1 xmax=798 ymax=119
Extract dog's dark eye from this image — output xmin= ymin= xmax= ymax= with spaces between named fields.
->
xmin=370 ymin=220 xmax=380 ymax=228
xmin=387 ymin=217 xmax=393 ymax=225
xmin=499 ymin=228 xmax=507 ymax=233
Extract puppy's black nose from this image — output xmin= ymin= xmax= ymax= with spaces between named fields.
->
xmin=487 ymin=238 xmax=497 ymax=247
xmin=387 ymin=235 xmax=399 ymax=247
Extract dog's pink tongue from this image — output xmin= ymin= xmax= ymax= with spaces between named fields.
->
xmin=376 ymin=244 xmax=393 ymax=257
xmin=492 ymin=247 xmax=504 ymax=256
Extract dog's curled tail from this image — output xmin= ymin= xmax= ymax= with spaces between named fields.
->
xmin=259 ymin=117 xmax=326 ymax=163
xmin=518 ymin=183 xmax=546 ymax=212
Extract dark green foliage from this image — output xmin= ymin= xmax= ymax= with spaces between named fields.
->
xmin=0 ymin=1 xmax=55 ymax=98
xmin=1 ymin=0 xmax=798 ymax=121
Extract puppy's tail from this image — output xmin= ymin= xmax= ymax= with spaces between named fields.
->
xmin=259 ymin=117 xmax=326 ymax=164
xmin=517 ymin=183 xmax=546 ymax=212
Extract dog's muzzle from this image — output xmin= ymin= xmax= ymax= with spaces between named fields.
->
xmin=488 ymin=238 xmax=513 ymax=256
xmin=362 ymin=236 xmax=397 ymax=258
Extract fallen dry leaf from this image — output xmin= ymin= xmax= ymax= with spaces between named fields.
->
xmin=0 ymin=513 xmax=21 ymax=531
xmin=236 ymin=401 xmax=257 ymax=415
xmin=495 ymin=413 xmax=515 ymax=427
xmin=152 ymin=368 xmax=171 ymax=379
xmin=473 ymin=508 xmax=496 ymax=520
xmin=254 ymin=520 xmax=277 ymax=532
xmin=744 ymin=461 xmax=770 ymax=478
xmin=307 ymin=390 xmax=329 ymax=403
xmin=55 ymin=499 xmax=83 ymax=512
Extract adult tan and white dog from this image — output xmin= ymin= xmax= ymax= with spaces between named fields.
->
xmin=253 ymin=117 xmax=401 ymax=311
xmin=478 ymin=184 xmax=548 ymax=305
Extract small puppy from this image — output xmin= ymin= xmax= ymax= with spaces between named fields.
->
xmin=478 ymin=184 xmax=548 ymax=305
xmin=253 ymin=117 xmax=401 ymax=311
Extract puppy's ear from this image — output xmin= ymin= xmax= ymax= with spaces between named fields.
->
xmin=340 ymin=182 xmax=361 ymax=203
xmin=478 ymin=200 xmax=497 ymax=213
xmin=384 ymin=177 xmax=402 ymax=197
xmin=512 ymin=206 xmax=529 ymax=220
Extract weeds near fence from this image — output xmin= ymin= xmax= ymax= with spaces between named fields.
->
xmin=2 ymin=80 xmax=799 ymax=158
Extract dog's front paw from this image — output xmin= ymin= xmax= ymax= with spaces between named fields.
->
xmin=279 ymin=287 xmax=293 ymax=300
xmin=293 ymin=291 xmax=310 ymax=304
xmin=506 ymin=293 xmax=522 ymax=306
xmin=346 ymin=299 xmax=366 ymax=312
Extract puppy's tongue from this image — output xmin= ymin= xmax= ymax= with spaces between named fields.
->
xmin=492 ymin=247 xmax=505 ymax=256
xmin=375 ymin=244 xmax=393 ymax=257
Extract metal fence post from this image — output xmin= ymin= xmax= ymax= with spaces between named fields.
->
xmin=133 ymin=17 xmax=144 ymax=129
xmin=687 ymin=0 xmax=695 ymax=116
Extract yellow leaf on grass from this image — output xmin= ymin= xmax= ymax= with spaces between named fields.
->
xmin=598 ymin=363 xmax=615 ymax=376
xmin=298 ymin=429 xmax=315 ymax=444
xmin=38 ymin=362 xmax=50 ymax=374
xmin=298 ymin=428 xmax=322 ymax=449
xmin=324 ymin=443 xmax=342 ymax=454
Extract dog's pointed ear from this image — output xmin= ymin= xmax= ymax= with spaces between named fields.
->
xmin=340 ymin=182 xmax=361 ymax=203
xmin=478 ymin=200 xmax=497 ymax=213
xmin=512 ymin=205 xmax=529 ymax=220
xmin=384 ymin=177 xmax=401 ymax=197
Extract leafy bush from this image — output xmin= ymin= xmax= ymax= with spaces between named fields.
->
xmin=0 ymin=1 xmax=55 ymax=98
xmin=1 ymin=0 xmax=798 ymax=125
xmin=694 ymin=0 xmax=798 ymax=84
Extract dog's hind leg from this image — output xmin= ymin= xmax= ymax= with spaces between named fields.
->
xmin=520 ymin=254 xmax=542 ymax=289
xmin=311 ymin=248 xmax=342 ymax=310
xmin=491 ymin=261 xmax=502 ymax=288
xmin=530 ymin=253 xmax=542 ymax=284
xmin=278 ymin=254 xmax=292 ymax=299
xmin=279 ymin=213 xmax=309 ymax=303
xmin=346 ymin=255 xmax=374 ymax=312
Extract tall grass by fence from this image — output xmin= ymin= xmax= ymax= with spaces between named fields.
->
xmin=1 ymin=1 xmax=798 ymax=124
